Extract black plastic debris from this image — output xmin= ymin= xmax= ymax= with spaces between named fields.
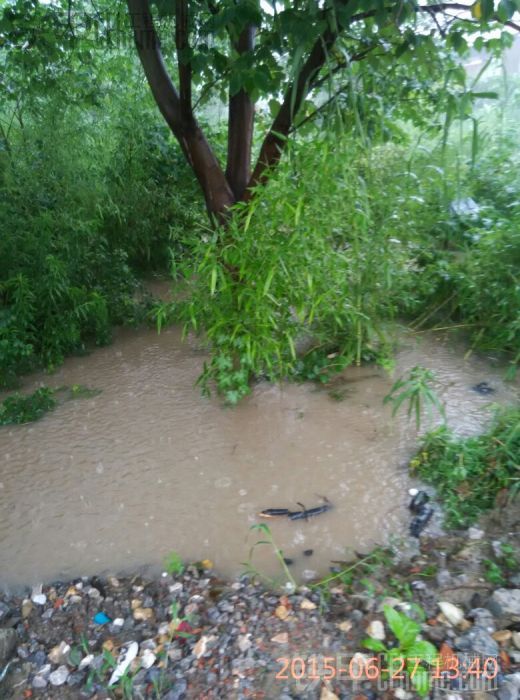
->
xmin=472 ymin=381 xmax=495 ymax=396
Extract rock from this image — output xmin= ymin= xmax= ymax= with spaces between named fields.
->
xmin=49 ymin=665 xmax=70 ymax=686
xmin=78 ymin=654 xmax=94 ymax=670
xmin=300 ymin=598 xmax=317 ymax=610
xmin=271 ymin=632 xmax=288 ymax=645
xmin=163 ymin=679 xmax=188 ymax=700
xmin=67 ymin=671 xmax=85 ymax=687
xmin=488 ymin=590 xmax=520 ymax=621
xmin=238 ymin=634 xmax=252 ymax=653
xmin=21 ymin=599 xmax=33 ymax=619
xmin=468 ymin=608 xmax=496 ymax=633
xmin=513 ymin=632 xmax=520 ymax=650
xmin=31 ymin=594 xmax=47 ymax=606
xmin=498 ymin=683 xmax=519 ymax=700
xmin=336 ymin=620 xmax=353 ymax=633
xmin=275 ymin=605 xmax=290 ymax=621
xmin=193 ymin=636 xmax=209 ymax=659
xmin=455 ymin=626 xmax=499 ymax=657
xmin=439 ymin=602 xmax=465 ymax=626
xmin=48 ymin=641 xmax=71 ymax=665
xmin=133 ymin=607 xmax=154 ymax=622
xmin=468 ymin=527 xmax=485 ymax=540
xmin=0 ymin=602 xmax=10 ymax=621
xmin=32 ymin=674 xmax=48 ymax=689
xmin=320 ymin=685 xmax=339 ymax=700
xmin=367 ymin=620 xmax=385 ymax=640
xmin=140 ymin=649 xmax=156 ymax=669
xmin=394 ymin=690 xmax=413 ymax=700
xmin=493 ymin=630 xmax=513 ymax=644
xmin=0 ymin=628 xmax=17 ymax=664
xmin=436 ymin=569 xmax=452 ymax=587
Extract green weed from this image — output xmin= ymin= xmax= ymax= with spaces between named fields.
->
xmin=0 ymin=387 xmax=57 ymax=425
xmin=363 ymin=605 xmax=437 ymax=697
xmin=411 ymin=406 xmax=520 ymax=527
xmin=243 ymin=523 xmax=297 ymax=592
xmin=384 ymin=365 xmax=446 ymax=430
xmin=164 ymin=551 xmax=185 ymax=576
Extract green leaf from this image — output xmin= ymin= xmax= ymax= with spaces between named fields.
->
xmin=383 ymin=605 xmax=420 ymax=647
xmin=363 ymin=637 xmax=387 ymax=652
xmin=406 ymin=640 xmax=437 ymax=663
xmin=410 ymin=665 xmax=430 ymax=697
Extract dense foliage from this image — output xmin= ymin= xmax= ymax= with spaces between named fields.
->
xmin=412 ymin=406 xmax=520 ymax=527
xmin=1 ymin=0 xmax=519 ymax=400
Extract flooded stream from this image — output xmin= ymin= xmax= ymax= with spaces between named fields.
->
xmin=0 ymin=325 xmax=517 ymax=590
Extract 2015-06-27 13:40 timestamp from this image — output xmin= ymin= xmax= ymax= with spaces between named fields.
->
xmin=275 ymin=653 xmax=500 ymax=686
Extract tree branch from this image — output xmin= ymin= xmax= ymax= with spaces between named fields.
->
xmin=175 ymin=0 xmax=192 ymax=122
xmin=127 ymin=0 xmax=235 ymax=219
xmin=247 ymin=27 xmax=338 ymax=192
xmin=226 ymin=25 xmax=256 ymax=200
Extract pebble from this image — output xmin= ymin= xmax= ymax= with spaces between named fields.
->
xmin=488 ymin=589 xmax=520 ymax=620
xmin=438 ymin=601 xmax=465 ymax=626
xmin=21 ymin=599 xmax=33 ymax=619
xmin=271 ymin=632 xmax=288 ymax=644
xmin=32 ymin=674 xmax=48 ymax=689
xmin=0 ymin=602 xmax=10 ymax=621
xmin=133 ymin=607 xmax=154 ymax=622
xmin=237 ymin=634 xmax=252 ymax=653
xmin=513 ymin=632 xmax=520 ymax=650
xmin=31 ymin=593 xmax=46 ymax=606
xmin=467 ymin=526 xmax=485 ymax=539
xmin=493 ymin=630 xmax=513 ymax=644
xmin=48 ymin=641 xmax=70 ymax=665
xmin=0 ymin=628 xmax=17 ymax=664
xmin=140 ymin=648 xmax=156 ymax=669
xmin=367 ymin=620 xmax=385 ymax=640
xmin=49 ymin=665 xmax=70 ymax=686
xmin=455 ymin=626 xmax=499 ymax=657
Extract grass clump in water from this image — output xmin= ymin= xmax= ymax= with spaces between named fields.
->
xmin=410 ymin=406 xmax=520 ymax=528
xmin=0 ymin=384 xmax=102 ymax=426
xmin=0 ymin=387 xmax=57 ymax=425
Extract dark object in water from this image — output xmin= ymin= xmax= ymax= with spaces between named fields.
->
xmin=283 ymin=557 xmax=294 ymax=566
xmin=288 ymin=496 xmax=332 ymax=521
xmin=303 ymin=549 xmax=314 ymax=557
xmin=259 ymin=496 xmax=332 ymax=521
xmin=409 ymin=491 xmax=430 ymax=514
xmin=472 ymin=381 xmax=495 ymax=396
xmin=410 ymin=506 xmax=434 ymax=537
xmin=258 ymin=508 xmax=291 ymax=518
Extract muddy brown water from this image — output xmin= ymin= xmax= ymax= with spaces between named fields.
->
xmin=0 ymin=325 xmax=517 ymax=590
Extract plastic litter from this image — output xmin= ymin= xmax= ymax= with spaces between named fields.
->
xmin=93 ymin=611 xmax=110 ymax=625
xmin=108 ymin=641 xmax=138 ymax=686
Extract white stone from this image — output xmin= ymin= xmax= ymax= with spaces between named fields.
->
xmin=48 ymin=641 xmax=70 ymax=665
xmin=32 ymin=675 xmax=48 ymax=689
xmin=140 ymin=649 xmax=156 ymax=669
xmin=238 ymin=634 xmax=252 ymax=653
xmin=438 ymin=601 xmax=465 ymax=626
xmin=49 ymin=665 xmax=69 ymax=686
xmin=78 ymin=654 xmax=94 ymax=670
xmin=367 ymin=620 xmax=386 ymax=640
xmin=112 ymin=617 xmax=124 ymax=627
xmin=31 ymin=594 xmax=46 ymax=606
xmin=395 ymin=689 xmax=413 ymax=700
xmin=468 ymin=527 xmax=485 ymax=540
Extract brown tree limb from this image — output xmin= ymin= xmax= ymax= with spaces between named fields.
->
xmin=126 ymin=0 xmax=235 ymax=220
xmin=175 ymin=0 xmax=192 ymax=122
xmin=247 ymin=27 xmax=338 ymax=193
xmin=226 ymin=25 xmax=256 ymax=201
